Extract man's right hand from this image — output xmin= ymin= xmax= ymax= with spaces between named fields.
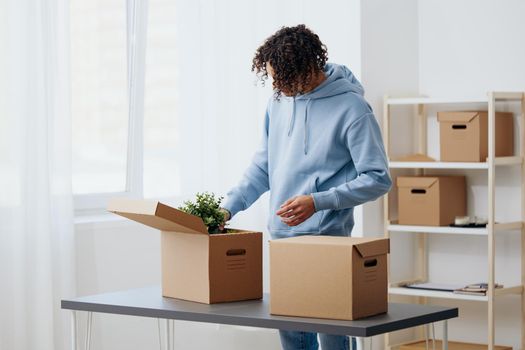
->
xmin=219 ymin=208 xmax=231 ymax=231
xmin=220 ymin=208 xmax=231 ymax=221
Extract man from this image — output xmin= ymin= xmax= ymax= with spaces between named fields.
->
xmin=220 ymin=25 xmax=391 ymax=350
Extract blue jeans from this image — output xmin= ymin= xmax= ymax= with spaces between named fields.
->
xmin=279 ymin=330 xmax=356 ymax=350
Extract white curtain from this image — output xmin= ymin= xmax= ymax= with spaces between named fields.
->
xmin=0 ymin=0 xmax=75 ymax=349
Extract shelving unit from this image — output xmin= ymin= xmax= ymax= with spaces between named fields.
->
xmin=382 ymin=92 xmax=525 ymax=350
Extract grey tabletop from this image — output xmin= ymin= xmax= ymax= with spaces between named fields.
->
xmin=61 ymin=286 xmax=458 ymax=337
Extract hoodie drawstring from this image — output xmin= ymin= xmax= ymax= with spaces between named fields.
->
xmin=287 ymin=97 xmax=312 ymax=155
xmin=304 ymin=99 xmax=311 ymax=155
xmin=287 ymin=97 xmax=296 ymax=136
xmin=283 ymin=64 xmax=363 ymax=156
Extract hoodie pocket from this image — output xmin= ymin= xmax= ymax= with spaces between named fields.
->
xmin=269 ymin=173 xmax=322 ymax=233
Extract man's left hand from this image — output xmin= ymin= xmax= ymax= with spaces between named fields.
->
xmin=276 ymin=195 xmax=316 ymax=226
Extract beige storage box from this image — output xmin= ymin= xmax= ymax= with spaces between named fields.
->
xmin=108 ymin=198 xmax=263 ymax=304
xmin=397 ymin=176 xmax=466 ymax=226
xmin=400 ymin=340 xmax=512 ymax=350
xmin=270 ymin=235 xmax=389 ymax=320
xmin=438 ymin=111 xmax=513 ymax=162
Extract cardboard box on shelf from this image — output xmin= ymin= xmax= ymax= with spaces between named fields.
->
xmin=399 ymin=340 xmax=512 ymax=350
xmin=108 ymin=198 xmax=263 ymax=304
xmin=438 ymin=111 xmax=514 ymax=162
xmin=270 ymin=235 xmax=389 ymax=320
xmin=397 ymin=176 xmax=466 ymax=226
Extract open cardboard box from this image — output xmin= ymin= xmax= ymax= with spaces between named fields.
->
xmin=108 ymin=198 xmax=263 ymax=304
xmin=270 ymin=235 xmax=389 ymax=320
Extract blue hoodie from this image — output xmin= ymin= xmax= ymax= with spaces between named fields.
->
xmin=223 ymin=63 xmax=391 ymax=238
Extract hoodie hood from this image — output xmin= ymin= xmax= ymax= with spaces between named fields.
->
xmin=296 ymin=63 xmax=364 ymax=100
xmin=287 ymin=63 xmax=364 ymax=154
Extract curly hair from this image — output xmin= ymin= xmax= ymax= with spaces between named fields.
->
xmin=252 ymin=24 xmax=328 ymax=98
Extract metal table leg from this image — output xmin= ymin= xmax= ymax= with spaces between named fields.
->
xmin=432 ymin=322 xmax=436 ymax=350
xmin=158 ymin=319 xmax=162 ymax=350
xmin=71 ymin=311 xmax=93 ymax=350
xmin=71 ymin=311 xmax=77 ymax=350
xmin=85 ymin=312 xmax=93 ymax=350
xmin=425 ymin=324 xmax=429 ymax=350
xmin=159 ymin=318 xmax=175 ymax=350
xmin=171 ymin=319 xmax=175 ymax=350
xmin=355 ymin=336 xmax=373 ymax=350
xmin=165 ymin=319 xmax=170 ymax=350
xmin=442 ymin=320 xmax=448 ymax=350
xmin=356 ymin=336 xmax=365 ymax=350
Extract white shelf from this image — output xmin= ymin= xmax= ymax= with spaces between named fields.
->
xmin=388 ymin=222 xmax=522 ymax=235
xmin=388 ymin=157 xmax=522 ymax=169
xmin=386 ymin=93 xmax=522 ymax=105
xmin=389 ymin=285 xmax=523 ymax=302
xmin=386 ymin=97 xmax=488 ymax=105
xmin=388 ymin=224 xmax=487 ymax=235
xmin=389 ymin=286 xmax=488 ymax=301
xmin=389 ymin=161 xmax=488 ymax=169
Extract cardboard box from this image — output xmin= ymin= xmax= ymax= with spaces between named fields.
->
xmin=400 ymin=340 xmax=512 ymax=350
xmin=108 ymin=199 xmax=263 ymax=304
xmin=397 ymin=176 xmax=466 ymax=226
xmin=438 ymin=111 xmax=514 ymax=162
xmin=270 ymin=235 xmax=389 ymax=320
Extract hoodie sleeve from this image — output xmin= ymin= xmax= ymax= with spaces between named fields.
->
xmin=221 ymin=110 xmax=270 ymax=218
xmin=311 ymin=112 xmax=392 ymax=211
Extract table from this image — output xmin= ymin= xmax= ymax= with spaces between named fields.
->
xmin=62 ymin=286 xmax=458 ymax=350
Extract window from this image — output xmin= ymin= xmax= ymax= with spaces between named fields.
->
xmin=143 ymin=0 xmax=179 ymax=198
xmin=71 ymin=0 xmax=147 ymax=210
xmin=71 ymin=0 xmax=129 ymax=195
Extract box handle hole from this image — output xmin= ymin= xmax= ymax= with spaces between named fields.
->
xmin=452 ymin=124 xmax=467 ymax=129
xmin=364 ymin=259 xmax=377 ymax=268
xmin=411 ymin=189 xmax=426 ymax=194
xmin=226 ymin=249 xmax=246 ymax=256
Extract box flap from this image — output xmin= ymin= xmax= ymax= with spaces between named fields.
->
xmin=107 ymin=198 xmax=208 ymax=234
xmin=270 ymin=235 xmax=389 ymax=250
xmin=397 ymin=177 xmax=438 ymax=189
xmin=354 ymin=238 xmax=390 ymax=257
xmin=437 ymin=111 xmax=479 ymax=123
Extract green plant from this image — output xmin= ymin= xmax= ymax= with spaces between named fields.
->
xmin=178 ymin=192 xmax=228 ymax=234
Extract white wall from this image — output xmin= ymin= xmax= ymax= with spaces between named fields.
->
xmin=418 ymin=0 xmax=525 ymax=97
xmin=73 ymin=1 xmax=362 ymax=349
xmin=360 ymin=0 xmax=419 ymax=230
